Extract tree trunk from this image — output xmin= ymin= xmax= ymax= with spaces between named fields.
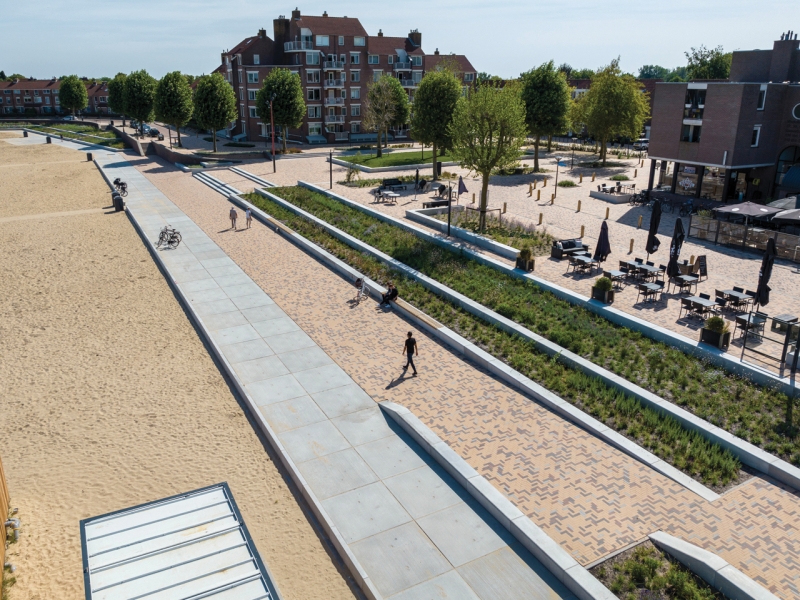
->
xmin=177 ymin=125 xmax=182 ymax=148
xmin=533 ymin=137 xmax=540 ymax=172
xmin=212 ymin=131 xmax=217 ymax=153
xmin=376 ymin=131 xmax=383 ymax=158
xmin=384 ymin=128 xmax=388 ymax=148
xmin=432 ymin=143 xmax=438 ymax=181
xmin=547 ymin=135 xmax=552 ymax=152
xmin=601 ymin=137 xmax=607 ymax=167
xmin=282 ymin=127 xmax=288 ymax=152
xmin=479 ymin=175 xmax=490 ymax=233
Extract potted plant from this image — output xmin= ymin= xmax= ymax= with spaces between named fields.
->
xmin=591 ymin=276 xmax=615 ymax=304
xmin=700 ymin=316 xmax=731 ymax=349
xmin=515 ymin=246 xmax=534 ymax=272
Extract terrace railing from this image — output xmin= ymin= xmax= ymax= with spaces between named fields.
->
xmin=688 ymin=216 xmax=800 ymax=262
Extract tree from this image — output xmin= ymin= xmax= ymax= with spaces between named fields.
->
xmin=194 ymin=73 xmax=237 ymax=153
xmin=58 ymin=75 xmax=88 ymax=116
xmin=638 ymin=65 xmax=669 ymax=79
xmin=685 ymin=46 xmax=732 ymax=80
xmin=256 ymin=68 xmax=305 ymax=152
xmin=4 ymin=73 xmax=26 ymax=81
xmin=0 ymin=71 xmax=5 ymax=81
xmin=476 ymin=72 xmax=503 ymax=88
xmin=410 ymin=69 xmax=461 ymax=180
xmin=571 ymin=68 xmax=596 ymax=79
xmin=363 ymin=75 xmax=409 ymax=156
xmin=449 ymin=84 xmax=527 ymax=232
xmin=155 ymin=71 xmax=194 ymax=147
xmin=569 ymin=60 xmax=650 ymax=166
xmin=123 ymin=70 xmax=157 ymax=136
xmin=520 ymin=61 xmax=571 ymax=171
xmin=107 ymin=73 xmax=127 ymax=117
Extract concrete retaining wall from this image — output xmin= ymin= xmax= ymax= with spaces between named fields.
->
xmin=151 ymin=140 xmax=202 ymax=165
xmin=330 ymin=156 xmax=459 ymax=173
xmin=110 ymin=126 xmax=144 ymax=156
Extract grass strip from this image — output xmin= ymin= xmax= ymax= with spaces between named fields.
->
xmin=260 ymin=185 xmax=799 ymax=468
xmin=431 ymin=209 xmax=553 ymax=254
xmin=244 ymin=190 xmax=742 ymax=488
xmin=28 ymin=124 xmax=124 ymax=148
xmin=340 ymin=150 xmax=455 ymax=168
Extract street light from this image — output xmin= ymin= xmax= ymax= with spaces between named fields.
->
xmin=269 ymin=93 xmax=277 ymax=173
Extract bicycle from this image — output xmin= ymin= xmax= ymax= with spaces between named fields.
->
xmin=156 ymin=225 xmax=182 ymax=249
xmin=679 ymin=200 xmax=694 ymax=217
xmin=353 ymin=278 xmax=369 ymax=305
xmin=113 ymin=178 xmax=128 ymax=197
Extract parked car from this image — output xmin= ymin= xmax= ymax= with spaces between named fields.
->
xmin=147 ymin=128 xmax=160 ymax=138
xmin=633 ymin=138 xmax=649 ymax=151
xmin=62 ymin=115 xmax=76 ymax=121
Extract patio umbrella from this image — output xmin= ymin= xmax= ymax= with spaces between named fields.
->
xmin=773 ymin=208 xmax=800 ymax=224
xmin=768 ymin=195 xmax=800 ymax=210
xmin=414 ymin=168 xmax=419 ymax=200
xmin=593 ymin=221 xmax=612 ymax=263
xmin=458 ymin=176 xmax=468 ymax=197
xmin=645 ymin=199 xmax=662 ymax=256
xmin=714 ymin=202 xmax=782 ymax=225
xmin=756 ymin=238 xmax=776 ymax=307
xmin=666 ymin=218 xmax=685 ymax=278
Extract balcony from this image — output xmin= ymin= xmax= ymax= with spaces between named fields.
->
xmin=334 ymin=132 xmax=349 ymax=141
xmin=683 ymin=106 xmax=704 ymax=120
xmin=284 ymin=40 xmax=314 ymax=52
xmin=323 ymin=61 xmax=345 ymax=70
xmin=393 ymin=62 xmax=412 ymax=71
xmin=324 ymin=97 xmax=345 ymax=106
xmin=324 ymin=114 xmax=346 ymax=124
xmin=324 ymin=79 xmax=345 ymax=88
xmin=399 ymin=79 xmax=418 ymax=88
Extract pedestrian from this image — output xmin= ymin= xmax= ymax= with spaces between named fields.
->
xmin=245 ymin=207 xmax=253 ymax=229
xmin=229 ymin=206 xmax=238 ymax=230
xmin=380 ymin=283 xmax=398 ymax=306
xmin=401 ymin=331 xmax=418 ymax=376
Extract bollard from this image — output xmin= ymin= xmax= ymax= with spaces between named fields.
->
xmin=86 ymin=152 xmax=93 ymax=162
xmin=537 ymin=189 xmax=540 ymax=201
xmin=579 ymin=173 xmax=583 ymax=183
xmin=577 ymin=200 xmax=582 ymax=212
xmin=528 ymin=182 xmax=532 ymax=196
xmin=538 ymin=213 xmax=543 ymax=225
xmin=550 ymin=193 xmax=554 ymax=204
xmin=580 ymin=225 xmax=585 ymax=238
xmin=637 ymin=215 xmax=643 ymax=228
xmin=503 ymin=202 xmax=507 ymax=214
xmin=472 ymin=193 xmax=475 ymax=204
xmin=543 ymin=177 xmax=547 ymax=187
xmin=634 ymin=168 xmax=638 ymax=178
xmin=46 ymin=136 xmax=52 ymax=144
xmin=23 ymin=130 xmax=28 ymax=138
xmin=630 ymin=238 xmax=634 ymax=253
xmin=605 ymin=207 xmax=609 ymax=220
xmin=592 ymin=172 xmax=596 ymax=182
xmin=533 ymin=179 xmax=538 ymax=189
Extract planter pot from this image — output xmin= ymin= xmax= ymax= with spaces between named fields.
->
xmin=515 ymin=258 xmax=534 ymax=272
xmin=591 ymin=287 xmax=614 ymax=304
xmin=700 ymin=328 xmax=731 ymax=349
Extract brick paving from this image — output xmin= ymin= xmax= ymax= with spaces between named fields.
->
xmin=135 ymin=155 xmax=800 ymax=598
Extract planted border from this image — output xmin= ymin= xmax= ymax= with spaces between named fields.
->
xmin=243 ymin=190 xmax=742 ymax=489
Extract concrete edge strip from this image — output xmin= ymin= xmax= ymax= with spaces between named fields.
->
xmin=330 ymin=156 xmax=459 ymax=173
xmin=648 ymin=531 xmax=780 ymax=600
xmin=22 ymin=127 xmax=124 ymax=153
xmin=92 ymin=162 xmax=382 ymax=600
xmin=191 ymin=171 xmax=242 ymax=196
xmin=229 ymin=166 xmax=277 ymax=188
xmin=378 ymin=400 xmax=615 ymax=600
xmin=294 ymin=181 xmax=800 ymax=493
xmin=298 ymin=180 xmax=793 ymax=395
xmin=405 ymin=207 xmax=519 ymax=260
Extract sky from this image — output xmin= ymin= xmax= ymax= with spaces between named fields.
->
xmin=4 ymin=0 xmax=798 ymax=80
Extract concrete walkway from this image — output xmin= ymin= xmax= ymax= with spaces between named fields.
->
xmin=92 ymin=153 xmax=574 ymax=600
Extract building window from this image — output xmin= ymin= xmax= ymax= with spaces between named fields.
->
xmin=684 ymin=88 xmax=706 ymax=107
xmin=33 ymin=90 xmax=39 ymax=96
xmin=412 ymin=56 xmax=422 ymax=66
xmin=373 ymin=70 xmax=383 ymax=82
xmin=751 ymin=125 xmax=761 ymax=147
xmin=350 ymin=52 xmax=360 ymax=64
xmin=340 ymin=88 xmax=347 ymax=99
xmin=412 ymin=71 xmax=422 ymax=83
xmin=681 ymin=124 xmax=701 ymax=143
xmin=316 ymin=35 xmax=329 ymax=46
xmin=307 ymin=52 xmax=320 ymax=65
xmin=308 ymin=105 xmax=321 ymax=118
xmin=248 ymin=90 xmax=257 ymax=101
xmin=351 ymin=122 xmax=361 ymax=133
xmin=307 ymin=88 xmax=321 ymax=101
xmin=351 ymin=105 xmax=361 ymax=117
xmin=14 ymin=90 xmax=20 ymax=94
xmin=368 ymin=55 xmax=379 ymax=65
xmin=307 ymin=70 xmax=320 ymax=83
xmin=350 ymin=88 xmax=360 ymax=99
xmin=247 ymin=72 xmax=258 ymax=83
xmin=239 ymin=88 xmax=244 ymax=100
xmin=793 ymin=104 xmax=800 ymax=120
xmin=309 ymin=123 xmax=322 ymax=136
xmin=464 ymin=73 xmax=474 ymax=82
xmin=253 ymin=54 xmax=260 ymax=65
xmin=757 ymin=85 xmax=767 ymax=110
xmin=462 ymin=86 xmax=468 ymax=97
xmin=388 ymin=56 xmax=394 ymax=65
xmin=354 ymin=36 xmax=365 ymax=46
xmin=249 ymin=107 xmax=258 ymax=118
xmin=338 ymin=36 xmax=344 ymax=46
xmin=350 ymin=70 xmax=360 ymax=82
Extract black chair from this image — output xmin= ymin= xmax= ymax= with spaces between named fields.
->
xmin=658 ymin=264 xmax=667 ymax=278
xmin=693 ymin=301 xmax=711 ymax=319
xmin=635 ymin=258 xmax=644 ymax=264
xmin=566 ymin=256 xmax=578 ymax=273
xmin=679 ymin=297 xmax=693 ymax=318
xmin=646 ymin=261 xmax=655 ymax=267
xmin=745 ymin=290 xmax=758 ymax=307
xmin=733 ymin=286 xmax=745 ymax=293
xmin=699 ymin=293 xmax=711 ymax=300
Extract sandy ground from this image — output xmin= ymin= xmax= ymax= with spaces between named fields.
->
xmin=0 ymin=141 xmax=355 ymax=600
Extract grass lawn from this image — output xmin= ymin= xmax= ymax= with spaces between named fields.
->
xmin=431 ymin=210 xmax=554 ymax=254
xmin=341 ymin=150 xmax=456 ymax=168
xmin=28 ymin=124 xmax=124 ymax=148
xmin=245 ymin=188 xmax=747 ymax=488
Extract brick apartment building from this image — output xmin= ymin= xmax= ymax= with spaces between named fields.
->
xmin=217 ymin=8 xmax=476 ymax=144
xmin=568 ymin=78 xmax=661 ymax=139
xmin=647 ymin=31 xmax=800 ymax=202
xmin=0 ymin=78 xmax=110 ymax=116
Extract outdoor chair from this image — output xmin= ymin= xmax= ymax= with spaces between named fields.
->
xmin=745 ymin=290 xmax=758 ymax=307
xmin=679 ymin=298 xmax=693 ymax=319
xmin=646 ymin=261 xmax=655 ymax=267
xmin=671 ymin=277 xmax=694 ymax=294
xmin=658 ymin=264 xmax=667 ymax=277
xmin=635 ymin=257 xmax=644 ymax=264
xmin=566 ymin=256 xmax=578 ymax=273
xmin=693 ymin=301 xmax=711 ymax=319
xmin=699 ymin=293 xmax=711 ymax=300
xmin=733 ymin=286 xmax=745 ymax=293
xmin=714 ymin=290 xmax=728 ymax=312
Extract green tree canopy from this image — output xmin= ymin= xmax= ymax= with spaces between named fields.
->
xmin=685 ymin=46 xmax=732 ymax=80
xmin=569 ymin=60 xmax=650 ymax=166
xmin=520 ymin=61 xmax=572 ymax=171
xmin=410 ymin=69 xmax=461 ymax=180
xmin=194 ymin=72 xmax=237 ymax=153
xmin=58 ymin=75 xmax=88 ymax=116
xmin=638 ymin=65 xmax=670 ymax=79
xmin=0 ymin=71 xmax=6 ymax=81
xmin=155 ymin=71 xmax=194 ymax=147
xmin=570 ymin=68 xmax=595 ymax=79
xmin=363 ymin=75 xmax=409 ymax=156
xmin=4 ymin=73 xmax=27 ymax=81
xmin=107 ymin=73 xmax=127 ymax=116
xmin=123 ymin=70 xmax=157 ymax=134
xmin=449 ymin=84 xmax=528 ymax=231
xmin=256 ymin=68 xmax=305 ymax=152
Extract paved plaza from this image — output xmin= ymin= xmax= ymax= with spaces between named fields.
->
xmin=132 ymin=153 xmax=800 ymax=598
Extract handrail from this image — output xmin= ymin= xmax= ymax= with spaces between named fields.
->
xmin=284 ymin=40 xmax=314 ymax=51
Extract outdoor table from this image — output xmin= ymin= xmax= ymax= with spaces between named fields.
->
xmin=722 ymin=289 xmax=753 ymax=309
xmin=574 ymin=255 xmax=599 ymax=272
xmin=382 ymin=192 xmax=400 ymax=204
xmin=686 ymin=296 xmax=716 ymax=308
xmin=734 ymin=312 xmax=767 ymax=339
xmin=771 ymin=314 xmax=797 ymax=332
xmin=671 ymin=275 xmax=698 ymax=294
xmin=606 ymin=270 xmax=626 ymax=287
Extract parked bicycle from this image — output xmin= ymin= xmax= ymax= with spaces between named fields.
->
xmin=113 ymin=178 xmax=128 ymax=197
xmin=156 ymin=225 xmax=182 ymax=249
xmin=353 ymin=277 xmax=369 ymax=305
xmin=679 ymin=199 xmax=695 ymax=217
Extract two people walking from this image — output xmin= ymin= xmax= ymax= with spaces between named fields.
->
xmin=229 ymin=207 xmax=253 ymax=231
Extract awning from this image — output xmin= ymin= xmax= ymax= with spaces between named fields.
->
xmin=81 ymin=483 xmax=280 ymax=600
xmin=780 ymin=165 xmax=800 ymax=190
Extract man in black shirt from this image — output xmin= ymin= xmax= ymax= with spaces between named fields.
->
xmin=402 ymin=331 xmax=418 ymax=375
xmin=381 ymin=283 xmax=398 ymax=306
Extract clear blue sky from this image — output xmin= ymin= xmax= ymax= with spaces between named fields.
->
xmin=4 ymin=0 xmax=797 ymax=79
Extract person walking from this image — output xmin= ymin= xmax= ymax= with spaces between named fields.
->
xmin=402 ymin=331 xmax=418 ymax=376
xmin=229 ymin=206 xmax=238 ymax=230
xmin=245 ymin=207 xmax=253 ymax=229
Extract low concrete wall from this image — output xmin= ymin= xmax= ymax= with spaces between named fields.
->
xmin=110 ymin=126 xmax=144 ymax=156
xmin=151 ymin=140 xmax=202 ymax=165
xmin=589 ymin=190 xmax=632 ymax=204
xmin=649 ymin=531 xmax=779 ymax=600
xmin=22 ymin=128 xmax=122 ymax=153
xmin=330 ymin=156 xmax=459 ymax=174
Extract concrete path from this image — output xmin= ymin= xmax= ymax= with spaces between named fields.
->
xmin=130 ymin=154 xmax=800 ymax=599
xmin=92 ymin=153 xmax=574 ymax=600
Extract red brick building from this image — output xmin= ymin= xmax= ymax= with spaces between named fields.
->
xmin=218 ymin=8 xmax=476 ymax=144
xmin=568 ymin=78 xmax=661 ymax=139
xmin=0 ymin=78 xmax=111 ymax=116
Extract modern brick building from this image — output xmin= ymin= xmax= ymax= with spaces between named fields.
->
xmin=0 ymin=78 xmax=111 ymax=116
xmin=648 ymin=31 xmax=800 ymax=201
xmin=217 ymin=8 xmax=476 ymax=144
xmin=568 ymin=78 xmax=661 ymax=139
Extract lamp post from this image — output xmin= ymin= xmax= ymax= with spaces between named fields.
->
xmin=329 ymin=149 xmax=333 ymax=189
xmin=269 ymin=93 xmax=276 ymax=173
xmin=554 ymin=156 xmax=562 ymax=198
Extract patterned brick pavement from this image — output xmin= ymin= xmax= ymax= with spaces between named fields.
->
xmin=135 ymin=155 xmax=800 ymax=598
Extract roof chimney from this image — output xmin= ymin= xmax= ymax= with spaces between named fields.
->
xmin=292 ymin=7 xmax=300 ymax=19
xmin=408 ymin=29 xmax=421 ymax=47
xmin=258 ymin=28 xmax=266 ymax=38
xmin=322 ymin=11 xmax=328 ymax=17
xmin=434 ymin=48 xmax=439 ymax=55
xmin=378 ymin=29 xmax=383 ymax=37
